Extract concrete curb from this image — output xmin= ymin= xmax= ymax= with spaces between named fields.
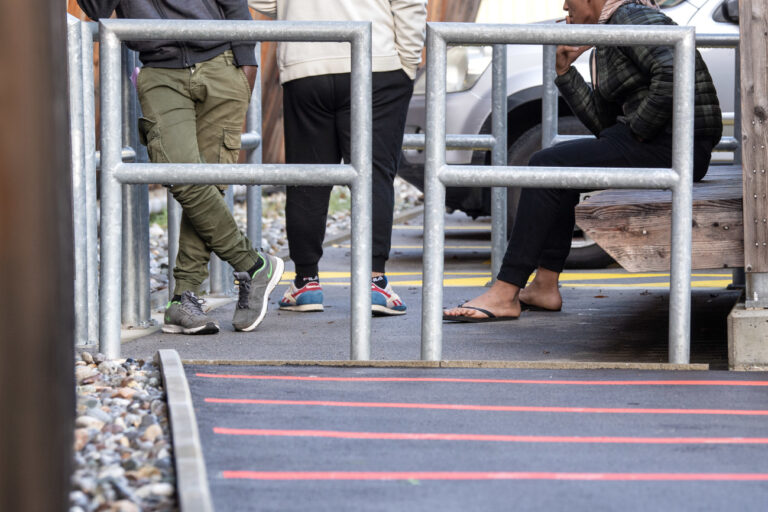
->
xmin=156 ymin=349 xmax=214 ymax=512
xmin=181 ymin=359 xmax=709 ymax=371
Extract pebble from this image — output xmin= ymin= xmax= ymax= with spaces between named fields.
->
xmin=141 ymin=424 xmax=163 ymax=442
xmin=75 ymin=415 xmax=105 ymax=431
xmin=135 ymin=482 xmax=175 ymax=499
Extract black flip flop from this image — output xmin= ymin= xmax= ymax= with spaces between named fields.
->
xmin=519 ymin=300 xmax=561 ymax=313
xmin=443 ymin=305 xmax=518 ymax=323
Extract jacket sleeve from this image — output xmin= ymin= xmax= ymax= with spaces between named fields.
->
xmin=76 ymin=0 xmax=120 ymax=21
xmin=247 ymin=0 xmax=277 ymax=18
xmin=555 ymin=66 xmax=620 ymax=137
xmin=390 ymin=0 xmax=427 ymax=79
xmin=215 ymin=0 xmax=258 ymax=67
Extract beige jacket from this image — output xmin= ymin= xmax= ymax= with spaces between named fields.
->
xmin=248 ymin=0 xmax=427 ymax=83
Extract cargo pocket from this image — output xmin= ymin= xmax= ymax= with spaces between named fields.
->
xmin=218 ymin=128 xmax=242 ymax=164
xmin=138 ymin=117 xmax=169 ymax=164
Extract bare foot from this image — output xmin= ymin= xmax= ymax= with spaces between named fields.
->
xmin=518 ymin=267 xmax=562 ymax=311
xmin=443 ymin=280 xmax=521 ymax=320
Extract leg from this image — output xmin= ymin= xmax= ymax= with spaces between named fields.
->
xmin=445 ymin=124 xmax=639 ymax=320
xmin=283 ymin=75 xmax=340 ymax=279
xmin=188 ymin=51 xmax=258 ymax=273
xmin=333 ymin=71 xmax=414 ymax=273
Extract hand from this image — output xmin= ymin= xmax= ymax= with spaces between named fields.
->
xmin=555 ymin=45 xmax=591 ymax=76
xmin=240 ymin=65 xmax=258 ymax=93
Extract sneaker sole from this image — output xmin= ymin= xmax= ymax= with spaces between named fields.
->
xmin=162 ymin=322 xmax=220 ymax=335
xmin=372 ymin=305 xmax=407 ymax=317
xmin=237 ymin=256 xmax=285 ymax=332
xmin=279 ymin=303 xmax=324 ymax=312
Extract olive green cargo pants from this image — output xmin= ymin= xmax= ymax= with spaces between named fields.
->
xmin=136 ymin=51 xmax=258 ymax=295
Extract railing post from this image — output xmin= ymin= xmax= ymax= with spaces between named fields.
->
xmin=82 ymin=21 xmax=100 ymax=345
xmin=99 ymin=25 xmax=124 ymax=359
xmin=421 ymin=25 xmax=447 ymax=361
xmin=542 ymin=44 xmax=559 ymax=149
xmin=122 ymin=47 xmax=152 ymax=326
xmin=167 ymin=192 xmax=181 ymax=301
xmin=668 ymin=31 xmax=696 ymax=364
xmin=490 ymin=44 xmax=508 ymax=281
xmin=349 ymin=25 xmax=373 ymax=360
xmin=247 ymin=42 xmax=264 ymax=250
xmin=68 ymin=16 xmax=88 ymax=347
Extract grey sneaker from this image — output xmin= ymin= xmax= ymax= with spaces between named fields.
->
xmin=232 ymin=253 xmax=285 ymax=332
xmin=162 ymin=291 xmax=220 ymax=335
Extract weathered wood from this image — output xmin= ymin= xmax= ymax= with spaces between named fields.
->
xmin=0 ymin=0 xmax=74 ymax=509
xmin=575 ymin=165 xmax=744 ymax=272
xmin=740 ymin=0 xmax=768 ymax=272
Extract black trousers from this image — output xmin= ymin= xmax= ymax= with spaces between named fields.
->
xmin=497 ymin=122 xmax=716 ymax=287
xmin=283 ymin=70 xmax=414 ymax=276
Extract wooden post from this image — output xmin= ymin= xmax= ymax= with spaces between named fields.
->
xmin=739 ymin=0 xmax=768 ymax=308
xmin=728 ymin=0 xmax=768 ymax=370
xmin=740 ymin=0 xmax=768 ymax=288
xmin=0 ymin=0 xmax=74 ymax=509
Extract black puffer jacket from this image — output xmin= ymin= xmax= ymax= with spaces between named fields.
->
xmin=77 ymin=0 xmax=257 ymax=68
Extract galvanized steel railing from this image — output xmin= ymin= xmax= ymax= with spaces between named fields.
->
xmin=420 ymin=22 xmax=698 ymax=364
xmin=97 ymin=19 xmax=373 ymax=360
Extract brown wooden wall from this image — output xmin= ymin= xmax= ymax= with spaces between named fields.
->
xmin=65 ymin=0 xmax=481 ymax=163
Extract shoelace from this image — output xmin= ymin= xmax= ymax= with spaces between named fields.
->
xmin=234 ymin=272 xmax=251 ymax=309
xmin=180 ymin=293 xmax=207 ymax=316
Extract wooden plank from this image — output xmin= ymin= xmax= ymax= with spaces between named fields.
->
xmin=740 ymin=0 xmax=768 ymax=272
xmin=575 ymin=165 xmax=744 ymax=272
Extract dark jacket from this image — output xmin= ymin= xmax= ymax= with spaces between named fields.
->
xmin=555 ymin=3 xmax=722 ymax=144
xmin=77 ymin=0 xmax=257 ymax=68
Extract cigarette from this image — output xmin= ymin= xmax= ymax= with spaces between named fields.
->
xmin=555 ymin=17 xmax=567 ymax=23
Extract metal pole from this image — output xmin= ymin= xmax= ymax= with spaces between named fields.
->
xmin=99 ymin=26 xmax=124 ymax=358
xmin=668 ymin=31 xmax=696 ymax=364
xmin=542 ymin=44 xmax=558 ymax=149
xmin=490 ymin=44 xmax=508 ymax=280
xmin=68 ymin=16 xmax=87 ymax=347
xmin=733 ymin=46 xmax=742 ymax=166
xmin=121 ymin=47 xmax=151 ymax=326
xmin=167 ymin=192 xmax=181 ymax=301
xmin=349 ymin=25 xmax=373 ymax=360
xmin=421 ymin=26 xmax=447 ymax=361
xmin=81 ymin=21 xmax=99 ymax=345
xmin=247 ymin=42 xmax=263 ymax=249
xmin=209 ymin=189 xmax=235 ymax=295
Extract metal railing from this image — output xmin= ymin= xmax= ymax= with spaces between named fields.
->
xmin=96 ymin=18 xmax=373 ymax=360
xmin=68 ymin=15 xmax=100 ymax=347
xmin=420 ymin=22 xmax=699 ymax=364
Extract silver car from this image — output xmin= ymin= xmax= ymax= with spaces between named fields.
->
xmin=399 ymin=0 xmax=740 ymax=267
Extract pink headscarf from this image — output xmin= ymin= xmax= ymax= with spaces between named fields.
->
xmin=598 ymin=0 xmax=659 ymax=24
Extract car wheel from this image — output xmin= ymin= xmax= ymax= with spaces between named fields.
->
xmin=505 ymin=116 xmax=615 ymax=269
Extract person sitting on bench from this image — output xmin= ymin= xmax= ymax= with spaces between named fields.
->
xmin=443 ymin=0 xmax=722 ymax=323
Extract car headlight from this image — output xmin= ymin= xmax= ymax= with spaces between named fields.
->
xmin=413 ymin=45 xmax=493 ymax=95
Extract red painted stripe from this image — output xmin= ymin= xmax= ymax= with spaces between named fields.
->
xmin=213 ymin=427 xmax=768 ymax=445
xmin=222 ymin=470 xmax=768 ymax=482
xmin=204 ymin=398 xmax=768 ymax=416
xmin=195 ymin=373 xmax=768 ymax=387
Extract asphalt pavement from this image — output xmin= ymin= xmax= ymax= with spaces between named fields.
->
xmin=122 ymin=211 xmax=740 ymax=367
xmin=188 ymin=365 xmax=768 ymax=511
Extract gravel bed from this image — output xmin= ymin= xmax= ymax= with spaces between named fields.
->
xmin=71 ymin=352 xmax=177 ymax=512
xmin=149 ymin=178 xmax=423 ymax=294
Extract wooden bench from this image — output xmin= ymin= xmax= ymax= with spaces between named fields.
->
xmin=574 ymin=164 xmax=743 ymax=272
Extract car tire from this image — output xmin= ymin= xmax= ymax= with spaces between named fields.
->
xmin=505 ymin=116 xmax=615 ymax=269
